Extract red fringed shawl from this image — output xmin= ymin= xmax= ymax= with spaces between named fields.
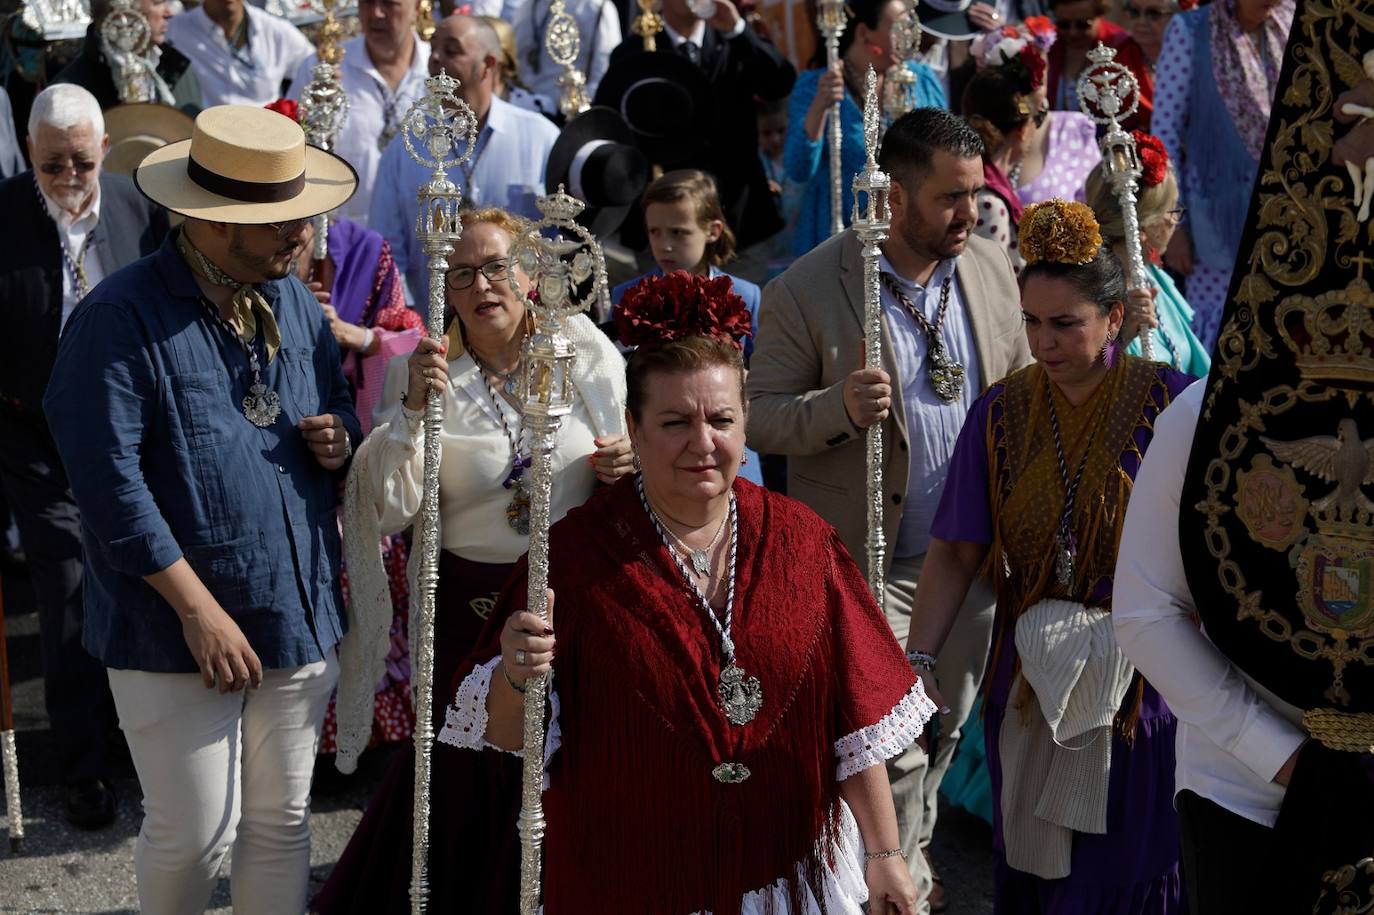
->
xmin=459 ymin=477 xmax=916 ymax=914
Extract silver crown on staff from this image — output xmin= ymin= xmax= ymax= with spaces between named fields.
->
xmin=884 ymin=3 xmax=922 ymax=124
xmin=403 ymin=71 xmax=478 ymax=285
xmin=1077 ymin=43 xmax=1154 ymax=359
xmin=852 ymin=66 xmax=891 ymax=600
xmin=298 ymin=0 xmax=350 ymax=261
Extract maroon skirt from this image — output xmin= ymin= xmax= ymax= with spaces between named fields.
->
xmin=312 ymin=552 xmax=522 ymax=915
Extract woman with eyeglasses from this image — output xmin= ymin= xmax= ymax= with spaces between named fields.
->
xmin=1045 ymin=0 xmax=1153 ymax=130
xmin=961 ymin=21 xmax=1058 ymax=271
xmin=1152 ymin=0 xmax=1295 ymax=352
xmin=313 ymin=207 xmax=633 ymax=913
xmin=1122 ymin=0 xmax=1193 ymax=73
xmin=1085 ymin=133 xmax=1209 ymax=377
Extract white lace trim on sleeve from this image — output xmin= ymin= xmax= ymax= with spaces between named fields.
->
xmin=438 ymin=657 xmax=563 ymax=785
xmin=833 ymin=680 xmax=937 ymax=781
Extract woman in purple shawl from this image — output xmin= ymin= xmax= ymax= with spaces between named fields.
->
xmin=294 ymin=216 xmax=424 ymax=755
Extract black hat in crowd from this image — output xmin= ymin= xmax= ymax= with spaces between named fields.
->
xmin=546 ymin=106 xmax=650 ymax=238
xmin=590 ymin=49 xmax=717 ymax=169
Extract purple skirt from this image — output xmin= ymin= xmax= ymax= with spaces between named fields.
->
xmin=985 ymin=628 xmax=1184 ymax=915
xmin=312 ymin=553 xmax=522 ymax=915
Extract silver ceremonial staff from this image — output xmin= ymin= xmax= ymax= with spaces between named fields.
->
xmin=853 ymin=66 xmax=891 ymax=601
xmin=298 ymin=0 xmax=350 ymax=266
xmin=883 ymin=3 xmax=921 ymax=126
xmin=1077 ymin=43 xmax=1154 ymax=360
xmin=508 ymin=185 xmax=608 ymax=915
xmin=399 ymin=71 xmax=477 ymax=915
xmin=0 ymin=577 xmax=22 ymax=854
xmin=545 ymin=0 xmax=591 ymax=119
xmin=102 ymin=0 xmax=154 ymax=103
xmin=816 ymin=0 xmax=848 ymax=236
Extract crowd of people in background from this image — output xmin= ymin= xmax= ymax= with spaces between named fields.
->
xmin=0 ymin=0 xmax=1317 ymax=912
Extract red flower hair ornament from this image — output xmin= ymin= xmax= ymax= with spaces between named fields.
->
xmin=614 ymin=270 xmax=752 ymax=351
xmin=1132 ymin=130 xmax=1170 ymax=188
xmin=265 ymin=98 xmax=300 ymax=122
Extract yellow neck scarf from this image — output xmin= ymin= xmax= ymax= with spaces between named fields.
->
xmin=176 ymin=228 xmax=282 ymax=363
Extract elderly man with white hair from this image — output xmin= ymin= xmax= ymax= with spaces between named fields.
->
xmin=0 ymin=82 xmax=167 ymax=829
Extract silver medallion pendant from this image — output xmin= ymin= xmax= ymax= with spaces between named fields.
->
xmin=377 ymin=123 xmax=399 ymax=151
xmin=711 ymin=762 xmax=751 ymax=784
xmin=690 ymin=549 xmax=711 ymax=577
xmin=928 ymin=345 xmax=965 ymax=403
xmin=718 ymin=662 xmax=763 ymax=726
xmin=506 ymin=479 xmax=531 ymax=535
xmin=242 ymin=383 xmax=282 ymax=428
xmin=1054 ymin=532 xmax=1076 ymax=588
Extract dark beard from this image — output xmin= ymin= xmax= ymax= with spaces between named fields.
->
xmin=228 ymin=226 xmax=295 ymax=281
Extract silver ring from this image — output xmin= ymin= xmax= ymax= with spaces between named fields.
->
xmin=514 ymin=649 xmax=527 ymax=665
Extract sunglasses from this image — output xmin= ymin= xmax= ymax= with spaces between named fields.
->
xmin=1123 ymin=4 xmax=1170 ymax=20
xmin=1054 ymin=16 xmax=1096 ymax=32
xmin=263 ymin=218 xmax=311 ymax=240
xmin=445 ymin=257 xmax=510 ymax=291
xmin=38 ymin=158 xmax=98 ymax=175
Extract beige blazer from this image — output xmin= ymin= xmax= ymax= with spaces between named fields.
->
xmin=745 ymin=230 xmax=1032 ymax=579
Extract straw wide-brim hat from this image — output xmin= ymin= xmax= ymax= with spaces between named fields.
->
xmin=134 ymin=105 xmax=357 ymax=223
xmin=103 ymin=103 xmax=195 ymax=177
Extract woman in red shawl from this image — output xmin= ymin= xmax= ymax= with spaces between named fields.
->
xmin=439 ymin=272 xmax=933 ymax=914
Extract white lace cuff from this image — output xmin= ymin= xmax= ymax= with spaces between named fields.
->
xmin=833 ymin=680 xmax=937 ymax=781
xmin=437 ymin=656 xmax=563 ymax=784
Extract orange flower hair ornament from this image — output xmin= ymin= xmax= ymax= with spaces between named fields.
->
xmin=1019 ymin=199 xmax=1103 ymax=267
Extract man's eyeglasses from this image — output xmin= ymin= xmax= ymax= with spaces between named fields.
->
xmin=445 ymin=257 xmax=510 ymax=291
xmin=264 ymin=218 xmax=310 ymax=240
xmin=1123 ymin=4 xmax=1170 ymax=21
xmin=1054 ymin=16 xmax=1096 ymax=32
xmin=38 ymin=158 xmax=98 ymax=176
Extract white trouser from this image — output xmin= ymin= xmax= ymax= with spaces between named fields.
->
xmin=883 ymin=552 xmax=997 ymax=914
xmin=108 ymin=653 xmax=339 ymax=915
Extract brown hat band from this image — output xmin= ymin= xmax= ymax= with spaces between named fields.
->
xmin=187 ymin=155 xmax=306 ymax=204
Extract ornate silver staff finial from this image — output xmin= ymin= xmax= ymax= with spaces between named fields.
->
xmin=101 ymin=0 xmax=154 ymax=104
xmin=816 ymin=0 xmax=848 ymax=236
xmin=1077 ymin=42 xmax=1154 ymax=360
xmin=545 ymin=0 xmax=591 ymax=119
xmin=852 ymin=66 xmax=891 ymax=600
xmin=506 ymin=184 xmax=605 ymax=915
xmin=298 ymin=0 xmax=350 ymax=262
xmin=884 ymin=5 xmax=921 ymax=125
xmin=401 ymin=69 xmax=477 ymax=915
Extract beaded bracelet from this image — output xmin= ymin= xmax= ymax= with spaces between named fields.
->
xmin=863 ymin=848 xmax=906 ymax=861
xmin=906 ymin=649 xmax=937 ymax=672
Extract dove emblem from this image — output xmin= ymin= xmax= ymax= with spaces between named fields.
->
xmin=1261 ymin=419 xmax=1374 ymax=515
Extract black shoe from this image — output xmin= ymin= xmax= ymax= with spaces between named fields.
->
xmin=64 ymin=778 xmax=116 ymax=829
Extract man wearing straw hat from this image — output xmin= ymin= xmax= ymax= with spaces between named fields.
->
xmin=42 ymin=104 xmax=360 ymax=915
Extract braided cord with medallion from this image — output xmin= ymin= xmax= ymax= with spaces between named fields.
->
xmin=881 ymin=269 xmax=965 ymax=403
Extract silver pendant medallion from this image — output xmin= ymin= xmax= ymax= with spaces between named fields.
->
xmin=928 ymin=345 xmax=965 ymax=404
xmin=506 ymin=480 xmax=531 ymax=535
xmin=1054 ymin=543 xmax=1075 ymax=588
xmin=718 ymin=662 xmax=763 ymax=726
xmin=242 ymin=383 xmax=281 ymax=428
xmin=711 ymin=762 xmax=751 ymax=784
xmin=690 ymin=549 xmax=711 ymax=577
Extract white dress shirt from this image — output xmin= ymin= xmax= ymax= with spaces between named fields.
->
xmin=166 ymin=4 xmax=315 ymax=106
xmin=879 ymin=254 xmax=981 ymax=559
xmin=512 ymin=0 xmax=620 ymax=113
xmin=288 ymin=34 xmax=431 ymax=226
xmin=40 ymin=183 xmax=106 ymax=332
xmin=1113 ymin=378 xmax=1306 ymax=827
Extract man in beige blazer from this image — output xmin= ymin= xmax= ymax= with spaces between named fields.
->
xmin=746 ymin=108 xmax=1031 ymax=914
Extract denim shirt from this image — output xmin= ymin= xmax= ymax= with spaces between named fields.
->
xmin=43 ymin=231 xmax=362 ymax=673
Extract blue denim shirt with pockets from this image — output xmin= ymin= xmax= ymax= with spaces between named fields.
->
xmin=43 ymin=230 xmax=362 ymax=673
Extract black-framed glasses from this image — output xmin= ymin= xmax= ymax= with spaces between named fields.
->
xmin=1054 ymin=16 xmax=1095 ymax=31
xmin=1166 ymin=205 xmax=1187 ymax=221
xmin=264 ymin=218 xmax=310 ymax=240
xmin=445 ymin=257 xmax=510 ymax=291
xmin=1123 ymin=3 xmax=1170 ymax=20
xmin=38 ymin=158 xmax=98 ymax=175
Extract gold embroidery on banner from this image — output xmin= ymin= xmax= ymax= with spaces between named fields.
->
xmin=470 ymin=595 xmax=497 ymax=620
xmin=1194 ymin=1 xmax=1374 ymax=707
xmin=1313 ymin=855 xmax=1374 ymax=915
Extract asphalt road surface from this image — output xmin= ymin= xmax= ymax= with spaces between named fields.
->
xmin=0 ymin=563 xmax=995 ymax=914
